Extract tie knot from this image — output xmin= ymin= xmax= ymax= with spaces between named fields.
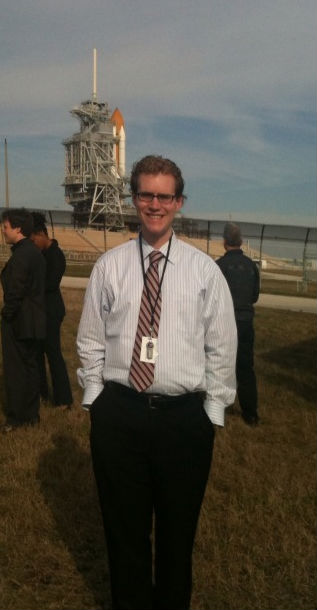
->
xmin=149 ymin=250 xmax=164 ymax=266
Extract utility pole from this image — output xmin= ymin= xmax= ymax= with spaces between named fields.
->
xmin=5 ymin=138 xmax=10 ymax=208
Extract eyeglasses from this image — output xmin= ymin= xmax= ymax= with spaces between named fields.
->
xmin=137 ymin=192 xmax=176 ymax=204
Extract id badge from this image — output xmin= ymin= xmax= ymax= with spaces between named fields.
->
xmin=140 ymin=336 xmax=158 ymax=363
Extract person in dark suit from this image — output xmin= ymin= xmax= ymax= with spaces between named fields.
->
xmin=1 ymin=208 xmax=46 ymax=432
xmin=30 ymin=212 xmax=73 ymax=409
xmin=217 ymin=222 xmax=260 ymax=426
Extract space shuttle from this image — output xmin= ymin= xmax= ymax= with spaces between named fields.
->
xmin=111 ymin=107 xmax=126 ymax=178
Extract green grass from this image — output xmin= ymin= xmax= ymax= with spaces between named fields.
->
xmin=0 ymin=289 xmax=316 ymax=610
xmin=63 ymin=262 xmax=317 ymax=298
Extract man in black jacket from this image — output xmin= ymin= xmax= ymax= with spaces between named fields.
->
xmin=217 ymin=222 xmax=260 ymax=426
xmin=1 ymin=208 xmax=46 ymax=432
xmin=31 ymin=212 xmax=73 ymax=409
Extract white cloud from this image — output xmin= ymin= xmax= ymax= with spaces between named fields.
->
xmin=0 ymin=0 xmax=315 ymax=223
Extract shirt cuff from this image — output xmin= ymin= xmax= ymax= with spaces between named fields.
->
xmin=81 ymin=383 xmax=104 ymax=406
xmin=203 ymin=400 xmax=226 ymax=427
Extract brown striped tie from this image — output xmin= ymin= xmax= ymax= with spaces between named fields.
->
xmin=129 ymin=250 xmax=164 ymax=392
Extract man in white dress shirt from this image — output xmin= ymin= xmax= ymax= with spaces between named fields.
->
xmin=77 ymin=155 xmax=237 ymax=610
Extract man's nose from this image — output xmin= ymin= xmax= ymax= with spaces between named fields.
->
xmin=149 ymin=196 xmax=161 ymax=207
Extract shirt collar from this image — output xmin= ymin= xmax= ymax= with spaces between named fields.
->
xmin=225 ymin=248 xmax=243 ymax=256
xmin=139 ymin=231 xmax=178 ymax=265
xmin=11 ymin=237 xmax=28 ymax=252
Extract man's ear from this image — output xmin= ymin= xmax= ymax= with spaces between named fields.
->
xmin=175 ymin=196 xmax=184 ymax=211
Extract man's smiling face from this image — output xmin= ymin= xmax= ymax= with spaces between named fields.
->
xmin=133 ymin=173 xmax=183 ymax=248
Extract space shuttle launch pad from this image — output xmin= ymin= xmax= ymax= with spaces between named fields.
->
xmin=63 ymin=49 xmax=128 ymax=229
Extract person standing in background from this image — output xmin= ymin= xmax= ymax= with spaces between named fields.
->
xmin=1 ymin=208 xmax=46 ymax=432
xmin=77 ymin=155 xmax=237 ymax=610
xmin=31 ymin=212 xmax=73 ymax=410
xmin=217 ymin=222 xmax=260 ymax=426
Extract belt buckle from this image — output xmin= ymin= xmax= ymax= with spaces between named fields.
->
xmin=148 ymin=395 xmax=162 ymax=409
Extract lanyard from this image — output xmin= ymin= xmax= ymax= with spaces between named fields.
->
xmin=139 ymin=233 xmax=172 ymax=331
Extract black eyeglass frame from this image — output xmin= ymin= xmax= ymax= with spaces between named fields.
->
xmin=136 ymin=192 xmax=176 ymax=204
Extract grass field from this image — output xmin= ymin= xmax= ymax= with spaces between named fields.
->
xmin=0 ymin=288 xmax=316 ymax=610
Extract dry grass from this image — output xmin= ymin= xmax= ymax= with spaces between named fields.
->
xmin=0 ymin=289 xmax=316 ymax=610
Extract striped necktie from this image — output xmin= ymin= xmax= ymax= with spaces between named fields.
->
xmin=129 ymin=250 xmax=164 ymax=392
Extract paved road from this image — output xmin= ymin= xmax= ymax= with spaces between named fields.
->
xmin=262 ymin=271 xmax=317 ymax=282
xmin=61 ymin=276 xmax=89 ymax=290
xmin=261 ymin=272 xmax=300 ymax=281
xmin=61 ymin=276 xmax=316 ymax=314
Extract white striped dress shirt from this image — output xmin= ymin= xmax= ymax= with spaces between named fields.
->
xmin=77 ymin=233 xmax=237 ymax=426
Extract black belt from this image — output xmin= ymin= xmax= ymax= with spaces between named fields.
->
xmin=106 ymin=381 xmax=206 ymax=409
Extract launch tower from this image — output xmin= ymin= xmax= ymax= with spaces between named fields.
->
xmin=63 ymin=49 xmax=127 ymax=228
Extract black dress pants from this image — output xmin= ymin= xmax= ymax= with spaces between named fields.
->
xmin=38 ymin=315 xmax=73 ymax=406
xmin=90 ymin=381 xmax=214 ymax=610
xmin=236 ymin=319 xmax=258 ymax=417
xmin=1 ymin=319 xmax=41 ymax=426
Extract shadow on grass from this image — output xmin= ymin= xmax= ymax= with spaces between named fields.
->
xmin=258 ymin=337 xmax=317 ymax=402
xmin=37 ymin=434 xmax=111 ymax=610
xmin=0 ymin=372 xmax=8 ymax=420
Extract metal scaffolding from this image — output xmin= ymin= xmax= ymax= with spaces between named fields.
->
xmin=62 ymin=50 xmax=127 ymax=229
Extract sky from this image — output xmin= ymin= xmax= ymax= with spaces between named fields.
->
xmin=0 ymin=0 xmax=316 ymax=227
